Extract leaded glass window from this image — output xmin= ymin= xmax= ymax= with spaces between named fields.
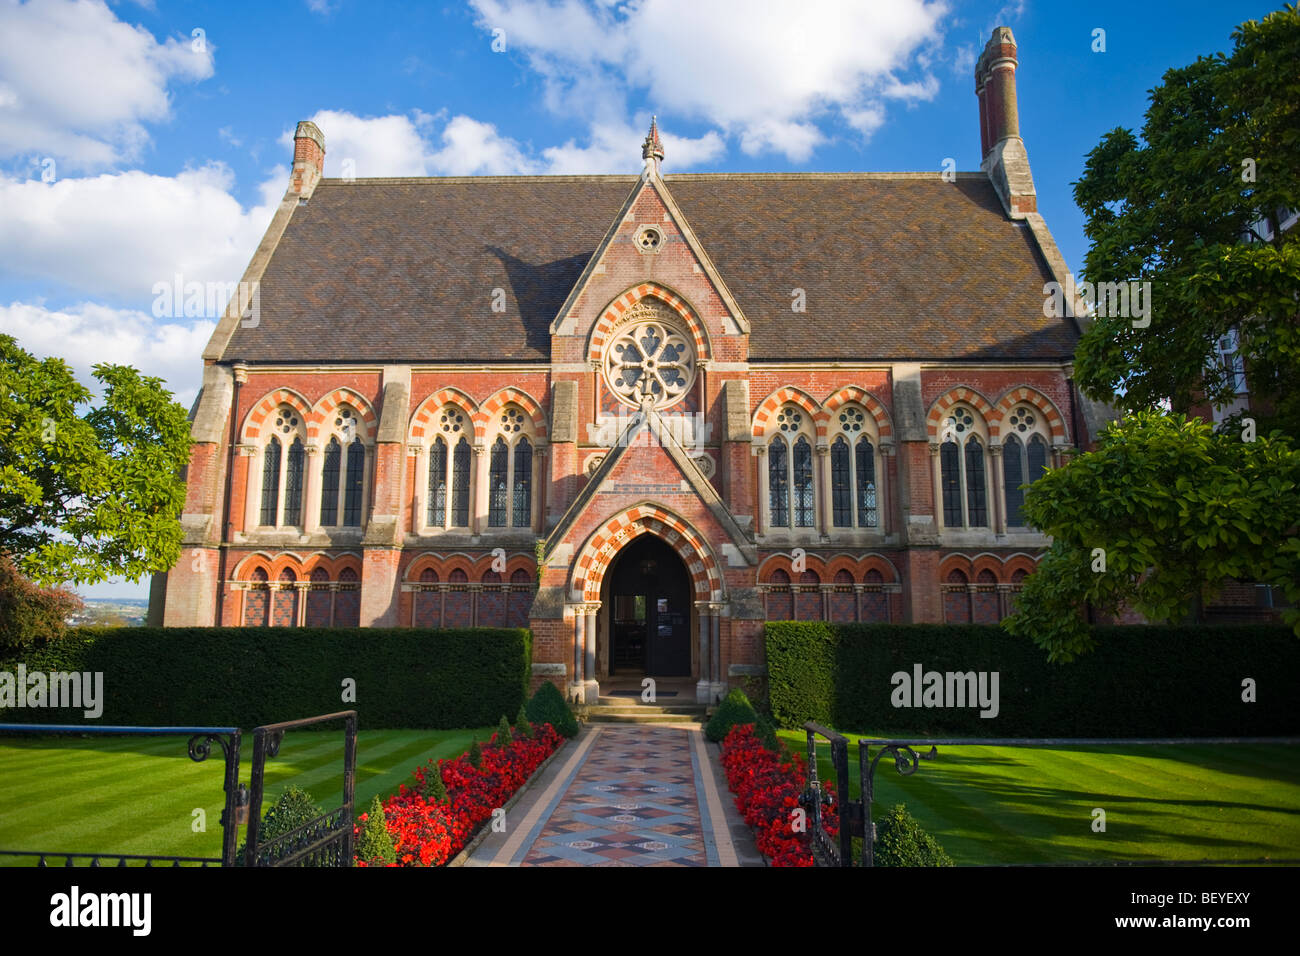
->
xmin=792 ymin=436 xmax=813 ymax=527
xmin=513 ymin=437 xmax=532 ymax=528
xmin=488 ymin=437 xmax=508 ymax=527
xmin=261 ymin=436 xmax=281 ymax=526
xmin=768 ymin=438 xmax=789 ymax=527
xmin=856 ymin=436 xmax=877 ymax=527
xmin=284 ymin=438 xmax=304 ymax=525
xmin=428 ymin=437 xmax=447 ymax=527
xmin=320 ymin=438 xmax=340 ymax=525
xmin=831 ymin=436 xmax=852 ymax=527
xmin=451 ymin=437 xmax=470 ymax=527
xmin=343 ymin=438 xmax=364 ymax=526
xmin=965 ymin=436 xmax=987 ymax=527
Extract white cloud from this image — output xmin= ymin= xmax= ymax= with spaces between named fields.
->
xmin=470 ymin=0 xmax=948 ymax=161
xmin=0 ymin=0 xmax=214 ymax=169
xmin=0 ymin=300 xmax=212 ymax=409
xmin=288 ymin=109 xmax=726 ymax=178
xmin=0 ymin=164 xmax=283 ymax=303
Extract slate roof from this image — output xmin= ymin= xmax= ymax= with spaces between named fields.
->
xmin=219 ymin=173 xmax=1078 ymax=365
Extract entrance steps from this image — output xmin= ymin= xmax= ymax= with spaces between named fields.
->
xmin=582 ymin=696 xmax=709 ymax=725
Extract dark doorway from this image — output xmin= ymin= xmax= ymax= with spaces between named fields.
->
xmin=607 ymin=535 xmax=692 ymax=677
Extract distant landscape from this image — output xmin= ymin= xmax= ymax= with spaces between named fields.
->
xmin=69 ymin=599 xmax=149 ymax=628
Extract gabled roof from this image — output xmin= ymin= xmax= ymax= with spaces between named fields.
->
xmin=215 ymin=172 xmax=1077 ymax=365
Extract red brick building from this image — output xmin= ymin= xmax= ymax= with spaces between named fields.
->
xmin=153 ymin=28 xmax=1111 ymax=702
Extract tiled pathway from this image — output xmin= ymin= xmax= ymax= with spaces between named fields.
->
xmin=464 ymin=724 xmax=763 ymax=867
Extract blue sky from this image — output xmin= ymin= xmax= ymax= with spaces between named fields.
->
xmin=0 ymin=0 xmax=1282 ymax=597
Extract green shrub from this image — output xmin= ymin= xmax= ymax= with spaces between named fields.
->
xmin=467 ymin=738 xmax=483 ymax=767
xmin=356 ymin=795 xmax=395 ymax=866
xmin=495 ymin=714 xmax=512 ymax=747
xmin=765 ymin=622 xmax=1300 ymax=736
xmin=515 ymin=703 xmax=533 ymax=738
xmin=236 ymin=786 xmax=326 ymax=866
xmin=0 ymin=625 xmax=531 ymax=729
xmin=526 ymin=681 xmax=579 ymax=738
xmin=872 ymin=804 xmax=953 ymax=867
xmin=705 ymin=688 xmax=759 ymax=742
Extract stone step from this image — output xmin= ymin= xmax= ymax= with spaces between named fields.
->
xmin=584 ymin=711 xmax=705 ymax=725
xmin=593 ymin=700 xmax=705 ymax=714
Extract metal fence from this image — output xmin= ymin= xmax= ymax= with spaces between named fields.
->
xmin=0 ymin=711 xmax=357 ymax=868
xmin=801 ymin=724 xmax=1300 ymax=867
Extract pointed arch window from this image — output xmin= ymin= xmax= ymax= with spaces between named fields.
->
xmin=343 ymin=438 xmax=365 ymax=526
xmin=428 ymin=437 xmax=447 ymax=526
xmin=256 ymin=405 xmax=307 ymax=528
xmin=487 ymin=405 xmax=535 ymax=530
xmin=451 ymin=437 xmax=471 ymax=527
xmin=767 ymin=405 xmax=815 ymax=528
xmin=320 ymin=437 xmax=340 ymax=526
xmin=939 ymin=405 xmax=988 ymax=529
xmin=1002 ymin=405 xmax=1051 ymax=527
xmin=829 ymin=406 xmax=879 ymax=529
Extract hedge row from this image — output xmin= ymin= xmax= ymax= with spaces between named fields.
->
xmin=0 ymin=627 xmax=530 ymax=729
xmin=766 ymin=623 xmax=1300 ymax=736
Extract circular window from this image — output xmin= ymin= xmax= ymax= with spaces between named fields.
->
xmin=1008 ymin=407 xmax=1035 ymax=432
xmin=634 ymin=225 xmax=663 ymax=253
xmin=602 ymin=299 xmax=696 ymax=409
xmin=946 ymin=407 xmax=974 ymax=436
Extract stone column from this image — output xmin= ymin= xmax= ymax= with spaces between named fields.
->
xmin=471 ymin=443 xmax=485 ymax=534
xmin=929 ymin=442 xmax=944 ymax=530
xmin=816 ymin=443 xmax=831 ymax=536
xmin=241 ymin=444 xmax=261 ymax=532
xmin=695 ymin=600 xmax=712 ymax=704
xmin=709 ymin=603 xmax=725 ymax=703
xmin=408 ymin=443 xmax=423 ymax=532
xmin=879 ymin=442 xmax=894 ymax=534
xmin=569 ymin=604 xmax=585 ymax=702
xmin=754 ymin=444 xmax=767 ymax=535
xmin=532 ymin=445 xmax=547 ymax=533
xmin=583 ymin=602 xmax=600 ymax=704
xmin=990 ymin=443 xmax=1006 ymax=534
xmin=303 ymin=443 xmax=321 ymax=534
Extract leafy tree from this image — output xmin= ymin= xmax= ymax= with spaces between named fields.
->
xmin=0 ymin=334 xmax=193 ymax=586
xmin=1070 ymin=6 xmax=1300 ymax=432
xmin=0 ymin=552 xmax=82 ymax=649
xmin=1004 ymin=412 xmax=1300 ymax=661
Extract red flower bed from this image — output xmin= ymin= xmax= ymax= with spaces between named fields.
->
xmin=354 ymin=723 xmax=563 ymax=866
xmin=720 ymin=723 xmax=839 ymax=867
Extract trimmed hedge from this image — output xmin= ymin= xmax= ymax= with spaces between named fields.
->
xmin=873 ymin=804 xmax=953 ymax=867
xmin=767 ymin=623 xmax=1300 ymax=736
xmin=705 ymin=688 xmax=778 ymax=748
xmin=0 ymin=626 xmax=530 ymax=729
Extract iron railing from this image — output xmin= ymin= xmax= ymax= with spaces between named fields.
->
xmin=0 ymin=723 xmax=244 ymax=867
xmin=802 ymin=727 xmax=1300 ymax=867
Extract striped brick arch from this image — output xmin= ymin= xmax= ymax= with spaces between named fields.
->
xmin=587 ymin=284 xmax=710 ymax=363
xmin=473 ymin=387 xmax=548 ymax=439
xmin=309 ymin=388 xmax=377 ymax=442
xmin=820 ymin=386 xmax=893 ymax=441
xmin=926 ymin=387 xmax=996 ymax=438
xmin=752 ymin=386 xmax=821 ymax=438
xmin=241 ymin=388 xmax=312 ymax=442
xmin=571 ymin=505 xmax=723 ymax=603
xmin=989 ymin=386 xmax=1068 ymax=443
xmin=409 ymin=388 xmax=480 ymax=441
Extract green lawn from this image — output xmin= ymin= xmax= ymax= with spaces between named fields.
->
xmin=0 ymin=728 xmax=491 ymax=864
xmin=778 ymin=729 xmax=1300 ymax=865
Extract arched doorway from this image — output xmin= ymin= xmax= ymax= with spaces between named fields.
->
xmin=603 ymin=535 xmax=692 ymax=677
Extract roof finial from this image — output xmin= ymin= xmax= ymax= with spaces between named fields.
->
xmin=641 ymin=115 xmax=664 ymax=174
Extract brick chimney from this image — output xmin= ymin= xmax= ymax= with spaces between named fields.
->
xmin=975 ymin=27 xmax=1036 ymax=218
xmin=291 ymin=120 xmax=325 ymax=198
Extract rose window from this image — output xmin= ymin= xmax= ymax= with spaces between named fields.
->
xmin=500 ymin=407 xmax=525 ymax=433
xmin=838 ymin=408 xmax=864 ymax=433
xmin=777 ymin=407 xmax=803 ymax=432
xmin=603 ymin=308 xmax=696 ymax=408
xmin=440 ymin=409 xmax=464 ymax=433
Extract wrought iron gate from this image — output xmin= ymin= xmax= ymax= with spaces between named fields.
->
xmin=801 ymin=725 xmax=1300 ymax=867
xmin=243 ymin=710 xmax=357 ymax=867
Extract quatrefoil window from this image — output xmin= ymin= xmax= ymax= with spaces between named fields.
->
xmin=602 ymin=302 xmax=696 ymax=409
xmin=274 ymin=407 xmax=299 ymax=435
xmin=946 ymin=407 xmax=974 ymax=435
xmin=1008 ymin=407 xmax=1035 ymax=432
